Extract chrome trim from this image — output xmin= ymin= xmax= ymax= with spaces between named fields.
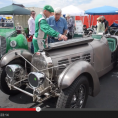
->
xmin=41 ymin=52 xmax=53 ymax=79
xmin=0 ymin=36 xmax=6 ymax=58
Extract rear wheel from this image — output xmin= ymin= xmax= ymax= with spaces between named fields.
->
xmin=56 ymin=75 xmax=89 ymax=108
xmin=0 ymin=59 xmax=26 ymax=95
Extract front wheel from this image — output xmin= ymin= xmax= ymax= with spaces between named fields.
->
xmin=0 ymin=59 xmax=26 ymax=96
xmin=56 ymin=75 xmax=89 ymax=108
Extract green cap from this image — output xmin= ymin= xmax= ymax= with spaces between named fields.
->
xmin=43 ymin=5 xmax=54 ymax=13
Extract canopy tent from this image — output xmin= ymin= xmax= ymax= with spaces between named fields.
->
xmin=0 ymin=4 xmax=31 ymax=15
xmin=62 ymin=5 xmax=85 ymax=16
xmin=85 ymin=6 xmax=118 ymax=15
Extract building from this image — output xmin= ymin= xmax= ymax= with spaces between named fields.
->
xmin=25 ymin=7 xmax=43 ymax=17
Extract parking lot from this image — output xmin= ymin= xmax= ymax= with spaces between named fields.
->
xmin=0 ymin=66 xmax=118 ymax=109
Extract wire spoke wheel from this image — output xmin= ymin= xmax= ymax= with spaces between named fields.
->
xmin=56 ymin=75 xmax=89 ymax=108
xmin=70 ymin=84 xmax=86 ymax=108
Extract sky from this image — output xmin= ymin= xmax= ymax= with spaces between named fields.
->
xmin=0 ymin=0 xmax=118 ymax=10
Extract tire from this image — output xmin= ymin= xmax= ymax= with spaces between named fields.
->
xmin=56 ymin=75 xmax=89 ymax=108
xmin=0 ymin=59 xmax=26 ymax=96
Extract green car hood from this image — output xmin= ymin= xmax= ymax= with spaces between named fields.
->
xmin=0 ymin=28 xmax=16 ymax=38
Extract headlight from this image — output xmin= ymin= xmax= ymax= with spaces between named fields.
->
xmin=6 ymin=64 xmax=23 ymax=78
xmin=28 ymin=72 xmax=46 ymax=88
xmin=10 ymin=40 xmax=17 ymax=48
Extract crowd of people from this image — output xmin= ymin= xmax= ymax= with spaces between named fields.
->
xmin=28 ymin=5 xmax=75 ymax=54
xmin=28 ymin=5 xmax=109 ymax=54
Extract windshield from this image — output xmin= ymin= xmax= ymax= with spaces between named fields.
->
xmin=0 ymin=16 xmax=14 ymax=29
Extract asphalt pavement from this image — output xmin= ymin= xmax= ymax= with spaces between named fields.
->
xmin=0 ymin=66 xmax=118 ymax=109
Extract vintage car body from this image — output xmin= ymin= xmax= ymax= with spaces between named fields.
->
xmin=0 ymin=27 xmax=28 ymax=59
xmin=0 ymin=34 xmax=118 ymax=108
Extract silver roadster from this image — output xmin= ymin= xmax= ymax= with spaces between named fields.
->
xmin=0 ymin=34 xmax=118 ymax=108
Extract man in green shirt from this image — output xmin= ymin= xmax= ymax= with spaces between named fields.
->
xmin=33 ymin=5 xmax=67 ymax=53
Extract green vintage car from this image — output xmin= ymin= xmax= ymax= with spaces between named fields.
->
xmin=0 ymin=26 xmax=28 ymax=58
xmin=0 ymin=4 xmax=31 ymax=58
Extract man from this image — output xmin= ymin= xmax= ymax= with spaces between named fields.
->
xmin=32 ymin=5 xmax=67 ymax=53
xmin=101 ymin=16 xmax=109 ymax=34
xmin=66 ymin=14 xmax=74 ymax=39
xmin=28 ymin=10 xmax=36 ymax=53
xmin=1 ymin=18 xmax=4 ymax=27
xmin=47 ymin=7 xmax=68 ymax=43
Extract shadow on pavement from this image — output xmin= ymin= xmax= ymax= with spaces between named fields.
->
xmin=8 ymin=87 xmax=58 ymax=108
xmin=8 ymin=88 xmax=33 ymax=104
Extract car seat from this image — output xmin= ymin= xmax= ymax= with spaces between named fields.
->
xmin=107 ymin=38 xmax=116 ymax=52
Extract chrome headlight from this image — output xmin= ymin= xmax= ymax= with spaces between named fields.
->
xmin=10 ymin=40 xmax=17 ymax=48
xmin=6 ymin=64 xmax=23 ymax=78
xmin=28 ymin=72 xmax=46 ymax=88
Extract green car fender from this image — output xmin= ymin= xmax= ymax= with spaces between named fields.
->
xmin=6 ymin=34 xmax=28 ymax=53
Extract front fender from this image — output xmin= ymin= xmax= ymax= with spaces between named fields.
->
xmin=58 ymin=61 xmax=100 ymax=97
xmin=0 ymin=49 xmax=32 ymax=67
xmin=6 ymin=34 xmax=28 ymax=53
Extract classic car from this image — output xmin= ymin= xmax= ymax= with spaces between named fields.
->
xmin=0 ymin=23 xmax=28 ymax=59
xmin=0 ymin=4 xmax=31 ymax=59
xmin=0 ymin=34 xmax=118 ymax=108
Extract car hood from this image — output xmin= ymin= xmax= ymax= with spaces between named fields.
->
xmin=0 ymin=28 xmax=16 ymax=38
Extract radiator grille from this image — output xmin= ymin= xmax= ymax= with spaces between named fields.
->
xmin=0 ymin=36 xmax=6 ymax=57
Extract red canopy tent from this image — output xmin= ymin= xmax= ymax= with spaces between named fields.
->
xmin=76 ymin=6 xmax=118 ymax=28
xmin=75 ymin=15 xmax=118 ymax=28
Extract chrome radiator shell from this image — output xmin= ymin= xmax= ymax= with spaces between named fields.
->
xmin=0 ymin=36 xmax=6 ymax=58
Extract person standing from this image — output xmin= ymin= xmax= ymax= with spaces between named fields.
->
xmin=32 ymin=5 xmax=67 ymax=53
xmin=101 ymin=16 xmax=109 ymax=34
xmin=66 ymin=14 xmax=74 ymax=39
xmin=28 ymin=11 xmax=36 ymax=53
xmin=47 ymin=7 xmax=68 ymax=43
xmin=1 ymin=18 xmax=4 ymax=27
xmin=96 ymin=17 xmax=105 ymax=34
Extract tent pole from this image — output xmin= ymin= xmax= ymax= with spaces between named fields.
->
xmin=90 ymin=15 xmax=91 ymax=28
xmin=83 ymin=16 xmax=85 ymax=25
xmin=13 ymin=14 xmax=15 ymax=28
xmin=92 ymin=15 xmax=94 ymax=27
xmin=87 ymin=16 xmax=89 ymax=28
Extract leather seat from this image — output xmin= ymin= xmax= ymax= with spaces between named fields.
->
xmin=107 ymin=38 xmax=116 ymax=52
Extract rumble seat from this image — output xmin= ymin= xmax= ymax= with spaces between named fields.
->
xmin=107 ymin=38 xmax=116 ymax=52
